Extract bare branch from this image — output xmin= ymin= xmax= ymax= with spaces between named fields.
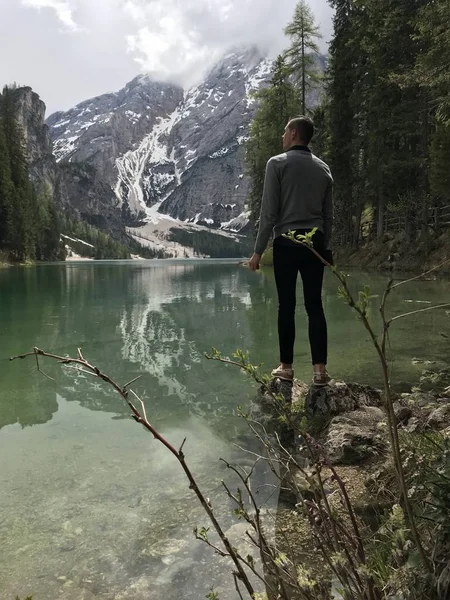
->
xmin=10 ymin=350 xmax=39 ymax=361
xmin=389 ymin=303 xmax=450 ymax=323
xmin=123 ymin=375 xmax=143 ymax=389
xmin=179 ymin=437 xmax=187 ymax=455
xmin=11 ymin=346 xmax=256 ymax=598
xmin=205 ymin=354 xmax=250 ymax=372
xmin=233 ymin=573 xmax=245 ymax=600
xmin=64 ymin=365 xmax=100 ymax=379
xmin=129 ymin=389 xmax=148 ymax=424
xmin=35 ymin=351 xmax=55 ymax=382
xmin=195 ymin=534 xmax=229 ymax=558
xmin=390 ymin=257 xmax=450 ymax=289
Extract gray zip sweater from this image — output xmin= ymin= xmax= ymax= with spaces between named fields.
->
xmin=254 ymin=146 xmax=333 ymax=255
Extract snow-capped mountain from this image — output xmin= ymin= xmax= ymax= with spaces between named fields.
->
xmin=47 ymin=47 xmax=272 ymax=238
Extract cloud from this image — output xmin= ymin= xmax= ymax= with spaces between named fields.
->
xmin=2 ymin=0 xmax=332 ymax=114
xmin=123 ymin=0 xmax=331 ymax=88
xmin=22 ymin=0 xmax=79 ymax=31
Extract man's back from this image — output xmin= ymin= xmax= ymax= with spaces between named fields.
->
xmin=254 ymin=146 xmax=333 ymax=254
xmin=272 ymin=148 xmax=332 ymax=232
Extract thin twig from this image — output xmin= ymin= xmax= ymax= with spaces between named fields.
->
xmin=35 ymin=351 xmax=55 ymax=381
xmin=233 ymin=573 xmax=245 ymax=600
xmin=195 ymin=534 xmax=229 ymax=558
xmin=179 ymin=437 xmax=187 ymax=455
xmin=64 ymin=365 xmax=100 ymax=379
xmin=389 ymin=303 xmax=450 ymax=323
xmin=390 ymin=257 xmax=450 ymax=289
xmin=130 ymin=389 xmax=148 ymax=423
xmin=123 ymin=375 xmax=143 ymax=389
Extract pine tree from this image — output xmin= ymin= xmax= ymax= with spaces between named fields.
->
xmin=325 ymin=0 xmax=431 ymax=242
xmin=35 ymin=183 xmax=61 ymax=260
xmin=0 ymin=86 xmax=35 ymax=260
xmin=245 ymin=55 xmax=299 ymax=226
xmin=284 ymin=0 xmax=322 ymax=114
xmin=326 ymin=0 xmax=358 ymax=245
xmin=413 ymin=0 xmax=450 ymax=126
xmin=430 ymin=123 xmax=450 ymax=203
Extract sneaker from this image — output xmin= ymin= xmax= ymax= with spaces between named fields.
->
xmin=271 ymin=365 xmax=294 ymax=381
xmin=312 ymin=372 xmax=333 ymax=387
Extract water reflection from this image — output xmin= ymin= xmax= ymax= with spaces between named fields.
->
xmin=1 ymin=261 xmax=449 ymax=600
xmin=1 ymin=263 xmax=449 ymax=432
xmin=118 ymin=263 xmax=260 ymax=427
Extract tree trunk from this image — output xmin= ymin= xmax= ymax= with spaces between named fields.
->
xmin=353 ymin=202 xmax=362 ymax=247
xmin=301 ymin=22 xmax=306 ymax=114
xmin=434 ymin=205 xmax=439 ymax=231
xmin=377 ymin=193 xmax=384 ymax=238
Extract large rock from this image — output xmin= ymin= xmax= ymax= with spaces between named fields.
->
xmin=256 ymin=379 xmax=386 ymax=465
xmin=11 ymin=86 xmax=58 ymax=195
xmin=427 ymin=403 xmax=450 ymax=429
xmin=9 ymin=86 xmax=125 ymax=233
xmin=323 ymin=406 xmax=388 ymax=465
xmin=395 ymin=390 xmax=450 ymax=431
xmin=305 ymin=381 xmax=382 ymax=423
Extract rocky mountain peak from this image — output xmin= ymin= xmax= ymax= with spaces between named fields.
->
xmin=44 ymin=46 xmax=273 ymax=251
xmin=8 ymin=86 xmax=57 ymax=193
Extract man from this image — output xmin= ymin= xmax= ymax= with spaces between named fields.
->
xmin=248 ymin=116 xmax=333 ymax=386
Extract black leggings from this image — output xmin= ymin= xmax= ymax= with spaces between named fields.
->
xmin=273 ymin=233 xmax=327 ymax=365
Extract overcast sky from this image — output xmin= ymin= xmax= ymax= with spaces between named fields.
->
xmin=1 ymin=0 xmax=333 ymax=116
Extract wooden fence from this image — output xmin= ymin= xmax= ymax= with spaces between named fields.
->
xmin=361 ymin=204 xmax=450 ymax=238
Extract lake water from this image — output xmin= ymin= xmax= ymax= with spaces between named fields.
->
xmin=0 ymin=260 xmax=449 ymax=599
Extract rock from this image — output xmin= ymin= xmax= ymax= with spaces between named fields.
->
xmin=419 ymin=367 xmax=450 ymax=393
xmin=393 ymin=402 xmax=413 ymax=424
xmin=324 ymin=406 xmax=388 ymax=465
xmin=261 ymin=378 xmax=309 ymax=407
xmin=305 ymin=381 xmax=382 ymax=425
xmin=401 ymin=390 xmax=439 ymax=409
xmin=427 ymin=403 xmax=450 ymax=429
xmin=141 ymin=537 xmax=189 ymax=559
xmin=403 ymin=417 xmax=423 ymax=433
xmin=252 ymin=378 xmax=308 ymax=441
xmin=254 ymin=378 xmax=391 ymax=466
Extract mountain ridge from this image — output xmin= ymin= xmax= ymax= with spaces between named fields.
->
xmin=46 ymin=47 xmax=272 ymax=250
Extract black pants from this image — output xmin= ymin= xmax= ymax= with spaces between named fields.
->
xmin=273 ymin=232 xmax=327 ymax=365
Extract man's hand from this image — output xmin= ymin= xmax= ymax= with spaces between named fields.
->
xmin=248 ymin=253 xmax=262 ymax=271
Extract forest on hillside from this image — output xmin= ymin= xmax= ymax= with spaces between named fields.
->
xmin=247 ymin=0 xmax=450 ymax=248
xmin=0 ymin=86 xmax=168 ymax=262
xmin=0 ymin=86 xmax=62 ymax=262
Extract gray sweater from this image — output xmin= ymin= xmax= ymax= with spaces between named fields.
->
xmin=254 ymin=147 xmax=333 ymax=255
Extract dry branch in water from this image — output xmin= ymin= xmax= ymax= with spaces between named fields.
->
xmin=10 ymin=347 xmax=256 ymax=598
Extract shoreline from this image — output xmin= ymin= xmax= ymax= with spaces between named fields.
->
xmin=258 ymin=233 xmax=450 ymax=277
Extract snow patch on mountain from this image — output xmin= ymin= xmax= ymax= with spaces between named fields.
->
xmin=48 ymin=48 xmax=273 ymax=242
xmin=115 ymin=107 xmax=182 ymax=217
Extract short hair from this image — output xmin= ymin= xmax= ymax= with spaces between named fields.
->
xmin=287 ymin=116 xmax=314 ymax=145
